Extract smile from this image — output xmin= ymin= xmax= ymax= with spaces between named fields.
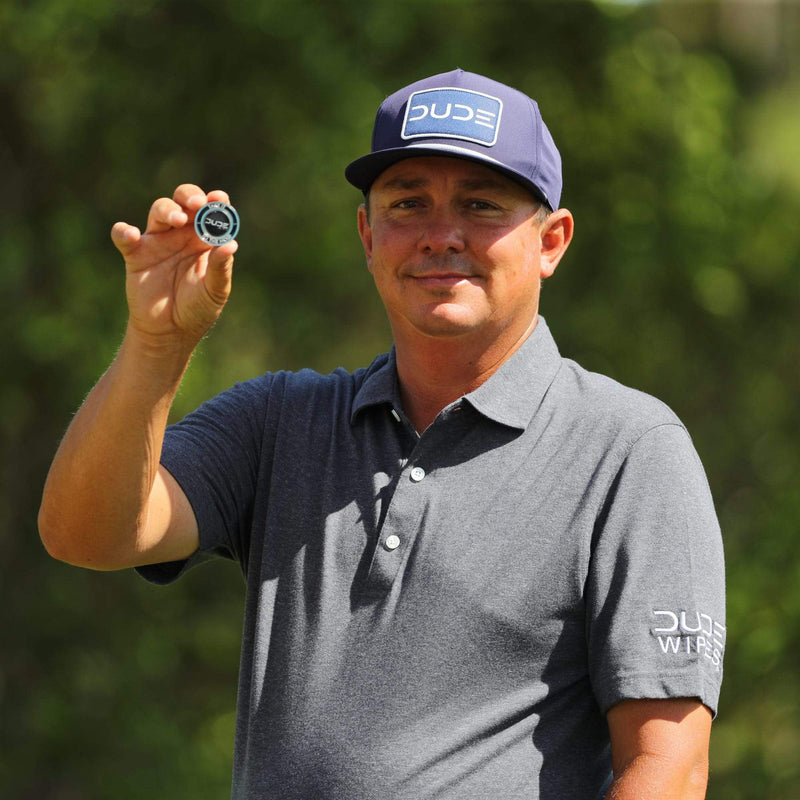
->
xmin=409 ymin=271 xmax=477 ymax=287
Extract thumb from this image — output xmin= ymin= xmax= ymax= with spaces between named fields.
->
xmin=204 ymin=241 xmax=237 ymax=306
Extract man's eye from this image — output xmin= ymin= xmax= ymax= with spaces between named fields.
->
xmin=468 ymin=200 xmax=497 ymax=211
xmin=394 ymin=199 xmax=420 ymax=209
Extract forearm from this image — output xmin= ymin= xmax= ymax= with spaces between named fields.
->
xmin=38 ymin=326 xmax=194 ymax=569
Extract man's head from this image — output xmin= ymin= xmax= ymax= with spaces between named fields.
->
xmin=345 ymin=69 xmax=562 ymax=212
xmin=349 ymin=70 xmax=573 ymax=354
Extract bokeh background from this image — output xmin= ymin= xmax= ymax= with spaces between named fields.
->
xmin=2 ymin=1 xmax=799 ymax=797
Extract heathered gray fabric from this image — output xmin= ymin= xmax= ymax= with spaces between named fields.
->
xmin=139 ymin=317 xmax=725 ymax=800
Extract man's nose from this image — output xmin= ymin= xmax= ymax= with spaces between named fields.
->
xmin=417 ymin=209 xmax=466 ymax=254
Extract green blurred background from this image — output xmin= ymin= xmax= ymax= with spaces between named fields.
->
xmin=2 ymin=0 xmax=798 ymax=797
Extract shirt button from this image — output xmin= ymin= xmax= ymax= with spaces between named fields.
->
xmin=410 ymin=466 xmax=426 ymax=482
xmin=385 ymin=534 xmax=401 ymax=551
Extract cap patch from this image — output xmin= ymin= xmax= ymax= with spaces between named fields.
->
xmin=401 ymin=87 xmax=502 ymax=146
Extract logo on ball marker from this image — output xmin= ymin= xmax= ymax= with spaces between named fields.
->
xmin=195 ymin=201 xmax=240 ymax=246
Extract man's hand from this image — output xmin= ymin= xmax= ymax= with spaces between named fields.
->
xmin=111 ymin=184 xmax=237 ymax=349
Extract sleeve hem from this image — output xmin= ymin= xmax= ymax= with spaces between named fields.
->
xmin=135 ymin=548 xmax=212 ymax=585
xmin=594 ymin=670 xmax=722 ymax=718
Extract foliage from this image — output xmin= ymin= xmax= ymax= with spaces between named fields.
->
xmin=2 ymin=1 xmax=799 ymax=797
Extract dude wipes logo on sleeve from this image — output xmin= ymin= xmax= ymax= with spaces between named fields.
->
xmin=651 ymin=610 xmax=726 ymax=671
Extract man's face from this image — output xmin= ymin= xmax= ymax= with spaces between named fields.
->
xmin=357 ymin=157 xmax=565 ymax=346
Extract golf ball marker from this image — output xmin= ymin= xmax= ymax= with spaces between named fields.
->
xmin=195 ymin=201 xmax=240 ymax=246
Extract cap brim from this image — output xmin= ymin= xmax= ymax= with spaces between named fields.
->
xmin=344 ymin=143 xmax=551 ymax=210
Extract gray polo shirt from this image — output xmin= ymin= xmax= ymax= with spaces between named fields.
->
xmin=141 ymin=317 xmax=725 ymax=800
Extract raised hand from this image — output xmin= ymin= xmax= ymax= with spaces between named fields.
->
xmin=111 ymin=184 xmax=238 ymax=348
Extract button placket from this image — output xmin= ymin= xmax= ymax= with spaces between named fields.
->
xmin=362 ymin=454 xmax=433 ymax=596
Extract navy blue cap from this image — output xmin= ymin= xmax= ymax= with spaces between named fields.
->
xmin=345 ymin=69 xmax=562 ymax=210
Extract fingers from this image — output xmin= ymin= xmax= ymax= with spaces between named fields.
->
xmin=172 ymin=184 xmax=230 ymax=210
xmin=111 ymin=185 xmax=237 ymax=257
xmin=110 ymin=221 xmax=141 ymax=256
xmin=173 ymin=183 xmax=209 ymax=212
xmin=146 ymin=197 xmax=190 ymax=236
xmin=205 ymin=188 xmax=231 ymax=205
xmin=146 ymin=185 xmax=232 ymax=235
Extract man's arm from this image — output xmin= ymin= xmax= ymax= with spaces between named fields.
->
xmin=38 ymin=184 xmax=237 ymax=571
xmin=606 ymin=698 xmax=712 ymax=800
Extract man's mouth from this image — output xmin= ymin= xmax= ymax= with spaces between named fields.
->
xmin=410 ymin=272 xmax=474 ymax=289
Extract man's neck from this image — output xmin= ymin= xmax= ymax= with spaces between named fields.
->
xmin=393 ymin=316 xmax=539 ymax=434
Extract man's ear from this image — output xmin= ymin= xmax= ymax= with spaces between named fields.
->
xmin=357 ymin=204 xmax=373 ymax=271
xmin=539 ymin=209 xmax=574 ymax=280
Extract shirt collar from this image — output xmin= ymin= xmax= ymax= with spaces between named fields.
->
xmin=463 ymin=316 xmax=562 ymax=430
xmin=351 ymin=316 xmax=562 ymax=430
xmin=351 ymin=348 xmax=403 ymax=423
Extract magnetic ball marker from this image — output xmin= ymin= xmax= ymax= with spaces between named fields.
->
xmin=194 ymin=201 xmax=240 ymax=246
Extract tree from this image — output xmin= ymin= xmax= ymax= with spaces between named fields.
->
xmin=2 ymin=1 xmax=798 ymax=797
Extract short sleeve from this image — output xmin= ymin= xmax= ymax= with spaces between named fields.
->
xmin=136 ymin=374 xmax=274 ymax=585
xmin=587 ymin=423 xmax=726 ymax=716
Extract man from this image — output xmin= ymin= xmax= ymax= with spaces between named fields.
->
xmin=39 ymin=69 xmax=725 ymax=799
